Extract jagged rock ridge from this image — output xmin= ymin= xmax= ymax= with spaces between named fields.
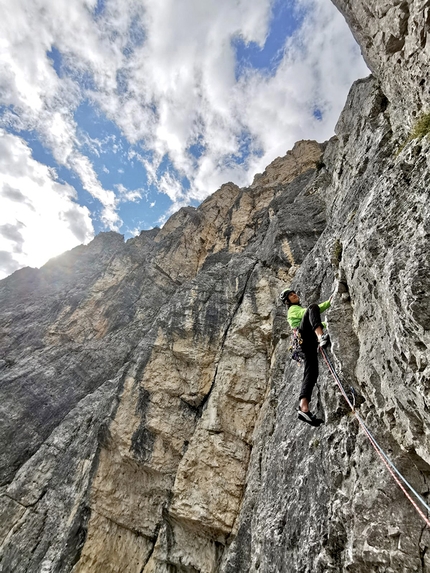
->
xmin=1 ymin=1 xmax=430 ymax=572
xmin=0 ymin=140 xmax=326 ymax=572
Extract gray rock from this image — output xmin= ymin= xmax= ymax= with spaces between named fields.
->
xmin=221 ymin=74 xmax=430 ymax=573
xmin=331 ymin=0 xmax=430 ymax=134
xmin=1 ymin=4 xmax=430 ymax=572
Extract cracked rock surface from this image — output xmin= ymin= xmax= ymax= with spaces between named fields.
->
xmin=222 ymin=73 xmax=430 ymax=573
xmin=1 ymin=141 xmax=325 ymax=571
xmin=1 ymin=1 xmax=430 ymax=571
xmin=332 ymin=0 xmax=430 ymax=133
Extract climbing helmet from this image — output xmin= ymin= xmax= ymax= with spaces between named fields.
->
xmin=279 ymin=289 xmax=295 ymax=304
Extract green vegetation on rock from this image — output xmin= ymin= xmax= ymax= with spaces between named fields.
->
xmin=398 ymin=112 xmax=430 ymax=154
xmin=409 ymin=112 xmax=430 ymax=140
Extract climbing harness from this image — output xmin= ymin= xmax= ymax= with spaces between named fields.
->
xmin=289 ymin=328 xmax=305 ymax=364
xmin=319 ymin=346 xmax=430 ymax=529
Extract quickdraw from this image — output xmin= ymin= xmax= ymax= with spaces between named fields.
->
xmin=289 ymin=328 xmax=305 ymax=364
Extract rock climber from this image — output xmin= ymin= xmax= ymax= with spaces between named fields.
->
xmin=279 ymin=289 xmax=333 ymax=427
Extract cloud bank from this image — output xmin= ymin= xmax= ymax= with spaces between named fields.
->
xmin=0 ymin=0 xmax=368 ymax=278
xmin=0 ymin=130 xmax=93 ymax=279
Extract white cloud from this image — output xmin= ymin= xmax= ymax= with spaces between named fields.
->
xmin=115 ymin=183 xmax=145 ymax=202
xmin=0 ymin=0 xmax=369 ymax=278
xmin=88 ymin=0 xmax=368 ymax=205
xmin=0 ymin=0 xmax=121 ymax=229
xmin=127 ymin=226 xmax=141 ymax=238
xmin=223 ymin=0 xmax=370 ymax=185
xmin=0 ymin=130 xmax=94 ymax=279
xmin=157 ymin=172 xmax=185 ymax=204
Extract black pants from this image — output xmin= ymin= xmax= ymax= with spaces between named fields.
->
xmin=298 ymin=304 xmax=322 ymax=402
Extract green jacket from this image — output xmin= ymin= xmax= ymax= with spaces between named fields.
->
xmin=287 ymin=300 xmax=331 ymax=329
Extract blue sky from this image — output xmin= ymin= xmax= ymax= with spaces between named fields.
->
xmin=0 ymin=0 xmax=368 ymax=278
xmin=233 ymin=0 xmax=303 ymax=78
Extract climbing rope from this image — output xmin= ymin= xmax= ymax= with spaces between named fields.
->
xmin=319 ymin=346 xmax=430 ymax=529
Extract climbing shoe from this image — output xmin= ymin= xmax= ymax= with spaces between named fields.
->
xmin=297 ymin=409 xmax=324 ymax=427
xmin=318 ymin=333 xmax=330 ymax=348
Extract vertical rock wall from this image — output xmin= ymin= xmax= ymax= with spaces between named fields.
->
xmin=222 ymin=74 xmax=430 ymax=573
xmin=331 ymin=0 xmax=430 ymax=132
xmin=1 ymin=1 xmax=430 ymax=571
xmin=70 ymin=152 xmax=327 ymax=572
xmin=0 ymin=142 xmax=326 ymax=571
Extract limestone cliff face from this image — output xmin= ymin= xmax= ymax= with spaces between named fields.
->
xmin=332 ymin=0 xmax=430 ymax=133
xmin=1 ymin=1 xmax=430 ymax=572
xmin=223 ymin=75 xmax=430 ymax=573
xmin=0 ymin=140 xmax=325 ymax=572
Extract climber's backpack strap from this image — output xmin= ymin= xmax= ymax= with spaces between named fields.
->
xmin=289 ymin=328 xmax=305 ymax=364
